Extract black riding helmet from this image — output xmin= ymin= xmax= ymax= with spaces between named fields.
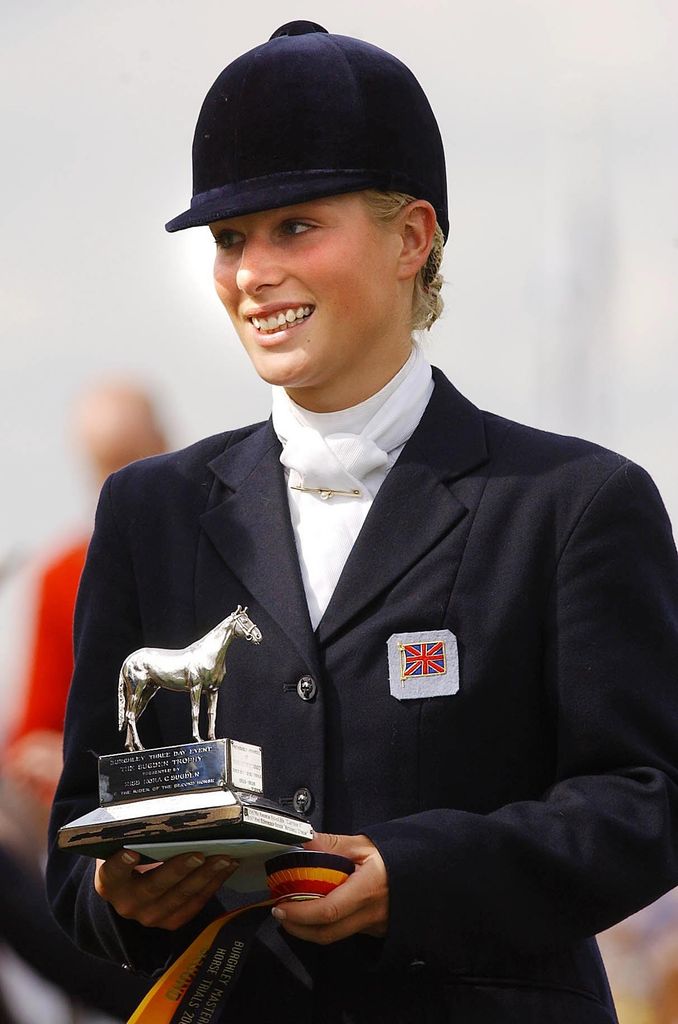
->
xmin=165 ymin=21 xmax=448 ymax=240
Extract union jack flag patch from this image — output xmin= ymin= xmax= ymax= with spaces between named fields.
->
xmin=400 ymin=642 xmax=446 ymax=679
xmin=387 ymin=629 xmax=459 ymax=700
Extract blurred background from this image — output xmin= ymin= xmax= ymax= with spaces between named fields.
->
xmin=0 ymin=2 xmax=676 ymax=1021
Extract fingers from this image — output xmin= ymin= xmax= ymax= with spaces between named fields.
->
xmin=273 ymin=834 xmax=389 ymax=945
xmin=303 ymin=830 xmax=373 ymax=863
xmin=303 ymin=831 xmax=342 ymax=854
xmin=95 ymin=849 xmax=238 ymax=931
xmin=95 ymin=848 xmax=141 ymax=896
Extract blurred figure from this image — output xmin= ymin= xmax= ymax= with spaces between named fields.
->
xmin=0 ymin=380 xmax=168 ymax=1024
xmin=72 ymin=378 xmax=168 ymax=485
xmin=5 ymin=380 xmax=168 ymax=822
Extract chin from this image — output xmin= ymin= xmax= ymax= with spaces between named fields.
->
xmin=246 ymin=350 xmax=316 ymax=391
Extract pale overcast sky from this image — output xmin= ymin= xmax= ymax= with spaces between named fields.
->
xmin=2 ymin=0 xmax=677 ymax=560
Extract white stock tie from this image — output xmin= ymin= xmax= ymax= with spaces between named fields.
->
xmin=271 ymin=348 xmax=434 ymax=627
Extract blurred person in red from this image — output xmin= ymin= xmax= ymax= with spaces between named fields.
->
xmin=3 ymin=380 xmax=168 ymax=837
xmin=0 ymin=380 xmax=167 ymax=1023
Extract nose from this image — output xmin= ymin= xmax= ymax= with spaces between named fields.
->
xmin=235 ymin=236 xmax=285 ymax=295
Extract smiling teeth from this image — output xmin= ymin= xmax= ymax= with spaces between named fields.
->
xmin=251 ymin=307 xmax=312 ymax=332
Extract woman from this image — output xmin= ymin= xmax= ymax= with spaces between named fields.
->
xmin=47 ymin=22 xmax=678 ymax=1023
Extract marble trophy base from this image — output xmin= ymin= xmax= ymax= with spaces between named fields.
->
xmin=57 ymin=738 xmax=312 ymax=860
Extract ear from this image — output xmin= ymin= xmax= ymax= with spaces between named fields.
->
xmin=396 ymin=200 xmax=438 ymax=282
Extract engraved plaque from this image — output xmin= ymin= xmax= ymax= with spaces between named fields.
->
xmin=229 ymin=740 xmax=263 ymax=793
xmin=99 ymin=739 xmax=263 ymax=805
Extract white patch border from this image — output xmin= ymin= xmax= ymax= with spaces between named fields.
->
xmin=387 ymin=629 xmax=459 ymax=701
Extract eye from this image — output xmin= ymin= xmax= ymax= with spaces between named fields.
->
xmin=280 ymin=220 xmax=313 ymax=237
xmin=213 ymin=229 xmax=244 ymax=251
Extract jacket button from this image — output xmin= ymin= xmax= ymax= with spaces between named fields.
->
xmin=293 ymin=787 xmax=313 ymax=814
xmin=296 ymin=675 xmax=317 ymax=701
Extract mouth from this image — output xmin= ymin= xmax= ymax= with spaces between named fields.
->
xmin=248 ymin=305 xmax=314 ymax=336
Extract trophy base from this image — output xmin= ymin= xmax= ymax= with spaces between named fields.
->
xmin=125 ymin=838 xmax=304 ymax=892
xmin=57 ymin=789 xmax=313 ymax=860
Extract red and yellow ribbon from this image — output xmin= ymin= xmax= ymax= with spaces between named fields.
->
xmin=127 ymin=851 xmax=354 ymax=1023
xmin=127 ymin=900 xmax=270 ymax=1023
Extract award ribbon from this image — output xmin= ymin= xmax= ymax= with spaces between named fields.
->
xmin=127 ymin=852 xmax=354 ymax=1024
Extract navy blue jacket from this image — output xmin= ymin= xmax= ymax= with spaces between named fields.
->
xmin=47 ymin=370 xmax=678 ymax=1023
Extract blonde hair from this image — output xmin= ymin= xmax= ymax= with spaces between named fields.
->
xmin=361 ymin=189 xmax=445 ymax=331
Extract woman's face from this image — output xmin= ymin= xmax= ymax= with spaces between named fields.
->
xmin=210 ymin=193 xmax=414 ymax=412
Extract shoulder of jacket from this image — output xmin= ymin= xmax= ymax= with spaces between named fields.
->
xmin=482 ymin=409 xmax=631 ymax=485
xmin=106 ymin=421 xmax=267 ymax=500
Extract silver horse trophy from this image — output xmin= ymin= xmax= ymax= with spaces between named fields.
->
xmin=58 ymin=605 xmax=313 ymax=860
xmin=118 ymin=605 xmax=261 ymax=751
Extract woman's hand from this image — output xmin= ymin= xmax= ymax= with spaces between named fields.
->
xmin=94 ymin=849 xmax=238 ymax=930
xmin=271 ymin=832 xmax=388 ymax=944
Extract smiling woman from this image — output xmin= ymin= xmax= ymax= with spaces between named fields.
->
xmin=47 ymin=19 xmax=678 ymax=1024
xmin=209 ymin=193 xmax=435 ymax=411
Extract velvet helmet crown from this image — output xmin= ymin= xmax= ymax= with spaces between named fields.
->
xmin=165 ymin=20 xmax=448 ymax=240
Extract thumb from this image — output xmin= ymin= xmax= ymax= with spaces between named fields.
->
xmin=304 ymin=831 xmax=375 ymax=863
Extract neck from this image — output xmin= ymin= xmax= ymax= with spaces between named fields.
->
xmin=285 ymin=342 xmax=414 ymax=413
xmin=206 ymin=617 xmax=233 ymax=664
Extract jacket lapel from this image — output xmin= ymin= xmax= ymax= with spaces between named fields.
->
xmin=316 ymin=370 xmax=489 ymax=644
xmin=198 ymin=422 xmax=321 ymax=677
xmin=198 ymin=371 xmax=488 ymax=659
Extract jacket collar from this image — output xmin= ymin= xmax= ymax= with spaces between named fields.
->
xmin=200 ymin=368 xmax=488 ymax=652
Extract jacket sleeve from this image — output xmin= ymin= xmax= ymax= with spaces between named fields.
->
xmin=366 ymin=461 xmax=678 ymax=969
xmin=46 ymin=474 xmax=220 ymax=976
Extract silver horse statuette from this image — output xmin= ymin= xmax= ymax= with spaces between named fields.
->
xmin=117 ymin=606 xmax=262 ymax=751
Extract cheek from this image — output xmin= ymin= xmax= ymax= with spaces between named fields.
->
xmin=329 ymin=265 xmax=383 ymax=324
xmin=213 ymin=278 xmax=246 ymax=341
xmin=213 ymin=262 xmax=236 ymax=308
xmin=213 ymin=274 xmax=226 ymax=306
xmin=314 ymin=257 xmax=369 ymax=316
